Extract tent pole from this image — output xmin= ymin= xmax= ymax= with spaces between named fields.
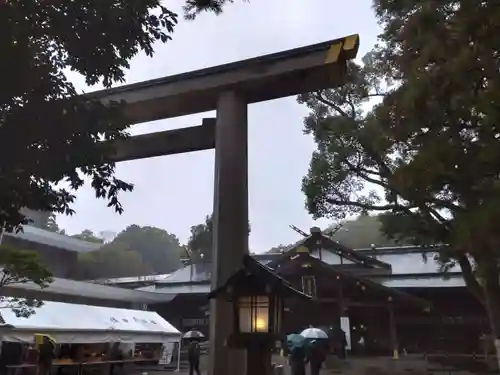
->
xmin=175 ymin=340 xmax=181 ymax=372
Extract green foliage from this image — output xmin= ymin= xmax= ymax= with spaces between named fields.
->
xmin=0 ymin=245 xmax=53 ymax=317
xmin=70 ymin=225 xmax=183 ymax=279
xmin=329 ymin=215 xmax=402 ymax=249
xmin=0 ymin=0 xmax=182 ymax=232
xmin=300 ymin=0 xmax=500 ymax=311
xmin=266 ymin=215 xmax=402 ymax=253
xmin=187 ymin=215 xmax=214 ymax=262
xmin=183 ymin=0 xmax=247 ymax=20
xmin=112 ymin=225 xmax=182 ymax=273
xmin=75 ymin=241 xmax=150 ymax=280
xmin=298 ymin=58 xmax=389 ymax=222
xmin=187 ymin=214 xmax=251 ymax=262
xmin=71 ymin=229 xmax=104 ymax=244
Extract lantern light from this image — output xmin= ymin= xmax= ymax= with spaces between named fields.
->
xmin=237 ymin=296 xmax=273 ymax=333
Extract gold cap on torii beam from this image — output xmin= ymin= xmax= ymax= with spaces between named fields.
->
xmin=324 ymin=34 xmax=360 ymax=64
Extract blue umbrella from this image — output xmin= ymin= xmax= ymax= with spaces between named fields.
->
xmin=286 ymin=333 xmax=306 ymax=350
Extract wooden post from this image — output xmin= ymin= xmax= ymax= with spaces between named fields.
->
xmin=388 ymin=303 xmax=399 ymax=359
xmin=337 ymin=277 xmax=349 ymax=358
xmin=337 ymin=277 xmax=344 ymax=324
xmin=246 ymin=343 xmax=273 ymax=375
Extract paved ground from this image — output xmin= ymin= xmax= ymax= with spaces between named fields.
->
xmin=136 ymin=355 xmax=480 ymax=375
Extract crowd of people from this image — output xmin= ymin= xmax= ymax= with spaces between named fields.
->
xmin=181 ymin=325 xmax=347 ymax=375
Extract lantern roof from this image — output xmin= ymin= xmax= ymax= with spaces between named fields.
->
xmin=208 ymin=255 xmax=312 ymax=301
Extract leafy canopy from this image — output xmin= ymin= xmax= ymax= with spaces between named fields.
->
xmin=187 ymin=214 xmax=251 ymax=262
xmin=0 ymin=0 xmax=242 ymax=232
xmin=0 ymin=245 xmax=53 ymax=317
xmin=300 ymin=0 xmax=500 ymax=303
xmin=68 ymin=225 xmax=183 ymax=279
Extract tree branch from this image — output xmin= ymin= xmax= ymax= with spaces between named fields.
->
xmin=325 ymin=198 xmax=411 ymax=212
xmin=314 ymin=92 xmax=350 ymax=118
xmin=457 ymin=254 xmax=483 ymax=302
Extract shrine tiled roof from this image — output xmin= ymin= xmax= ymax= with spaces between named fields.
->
xmin=155 ymin=262 xmax=212 ymax=284
xmin=5 ymin=225 xmax=102 ymax=253
xmin=266 ymin=233 xmax=392 ymax=270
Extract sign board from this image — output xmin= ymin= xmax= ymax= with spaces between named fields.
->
xmin=340 ymin=316 xmax=351 ymax=350
xmin=182 ymin=318 xmax=208 ymax=327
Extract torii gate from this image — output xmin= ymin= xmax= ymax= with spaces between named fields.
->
xmin=90 ymin=34 xmax=360 ymax=375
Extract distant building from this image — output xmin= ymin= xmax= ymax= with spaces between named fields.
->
xmin=120 ymin=233 xmax=482 ymax=355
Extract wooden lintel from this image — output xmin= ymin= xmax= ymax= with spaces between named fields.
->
xmin=107 ymin=118 xmax=216 ymax=163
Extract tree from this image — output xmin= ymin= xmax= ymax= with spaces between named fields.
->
xmin=187 ymin=215 xmax=214 ymax=262
xmin=0 ymin=0 xmax=242 ymax=232
xmin=0 ymin=1 xmax=176 ymax=231
xmin=74 ymin=241 xmax=150 ymax=280
xmin=266 ymin=216 xmax=400 ymax=253
xmin=329 ymin=215 xmax=400 ymax=249
xmin=187 ymin=214 xmax=251 ymax=262
xmin=112 ymin=225 xmax=182 ymax=274
xmin=70 ymin=225 xmax=181 ymax=278
xmin=71 ymin=229 xmax=104 ymax=244
xmin=0 ymin=245 xmax=53 ymax=317
xmin=300 ymin=0 xmax=500 ymax=364
xmin=0 ymin=0 xmax=240 ymax=316
xmin=183 ymin=0 xmax=246 ymax=19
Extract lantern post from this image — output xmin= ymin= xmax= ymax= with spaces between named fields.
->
xmin=208 ymin=255 xmax=311 ymax=375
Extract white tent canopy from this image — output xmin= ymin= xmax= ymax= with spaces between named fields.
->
xmin=0 ymin=300 xmax=181 ymax=344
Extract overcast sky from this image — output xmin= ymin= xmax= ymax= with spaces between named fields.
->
xmin=57 ymin=0 xmax=381 ymax=252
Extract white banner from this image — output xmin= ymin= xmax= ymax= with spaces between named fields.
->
xmin=158 ymin=342 xmax=174 ymax=365
xmin=340 ymin=316 xmax=351 ymax=350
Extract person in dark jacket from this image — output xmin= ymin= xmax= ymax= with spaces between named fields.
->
xmin=187 ymin=341 xmax=201 ymax=375
xmin=38 ymin=337 xmax=55 ymax=375
xmin=333 ymin=326 xmax=347 ymax=359
xmin=307 ymin=341 xmax=326 ymax=375
xmin=289 ymin=345 xmax=307 ymax=375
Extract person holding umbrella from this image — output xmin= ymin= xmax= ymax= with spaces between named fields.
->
xmin=183 ymin=330 xmax=204 ymax=375
xmin=36 ymin=335 xmax=55 ymax=375
xmin=299 ymin=327 xmax=328 ymax=375
xmin=307 ymin=340 xmax=326 ymax=375
xmin=286 ymin=334 xmax=307 ymax=375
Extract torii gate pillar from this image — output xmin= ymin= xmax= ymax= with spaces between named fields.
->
xmin=209 ymin=91 xmax=249 ymax=375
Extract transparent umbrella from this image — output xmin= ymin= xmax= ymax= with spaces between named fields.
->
xmin=300 ymin=327 xmax=328 ymax=339
xmin=183 ymin=330 xmax=205 ymax=339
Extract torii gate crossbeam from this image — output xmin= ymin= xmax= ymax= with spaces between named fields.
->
xmin=93 ymin=34 xmax=360 ymax=375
